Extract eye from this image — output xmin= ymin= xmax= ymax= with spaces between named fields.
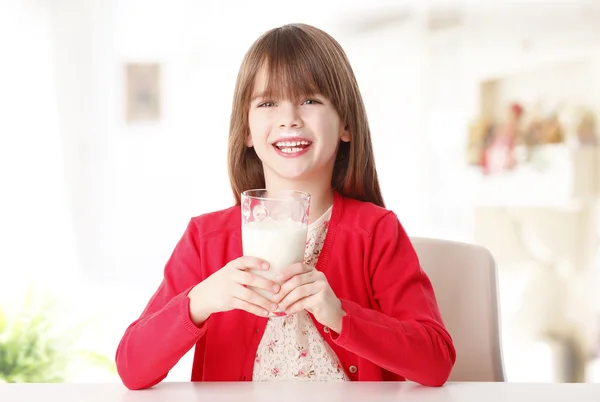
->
xmin=303 ymin=99 xmax=322 ymax=105
xmin=258 ymin=101 xmax=276 ymax=108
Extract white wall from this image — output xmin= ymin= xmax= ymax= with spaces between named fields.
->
xmin=341 ymin=13 xmax=433 ymax=232
xmin=0 ymin=1 xmax=79 ymax=297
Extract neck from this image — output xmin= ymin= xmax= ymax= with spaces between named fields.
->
xmin=264 ymin=176 xmax=334 ymax=224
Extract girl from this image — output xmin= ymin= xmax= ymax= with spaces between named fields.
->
xmin=115 ymin=23 xmax=455 ymax=390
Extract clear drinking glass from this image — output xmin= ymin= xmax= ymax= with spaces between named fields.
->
xmin=241 ymin=189 xmax=310 ymax=317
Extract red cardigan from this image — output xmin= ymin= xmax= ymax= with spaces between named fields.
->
xmin=115 ymin=192 xmax=456 ymax=390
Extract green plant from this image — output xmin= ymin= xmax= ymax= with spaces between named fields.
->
xmin=0 ymin=286 xmax=116 ymax=383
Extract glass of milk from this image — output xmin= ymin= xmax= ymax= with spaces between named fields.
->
xmin=241 ymin=189 xmax=310 ymax=317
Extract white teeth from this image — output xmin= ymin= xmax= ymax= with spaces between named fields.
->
xmin=281 ymin=147 xmax=303 ymax=153
xmin=275 ymin=141 xmax=310 ymax=147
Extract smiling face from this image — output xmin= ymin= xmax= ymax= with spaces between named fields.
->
xmin=246 ymin=66 xmax=350 ymax=186
xmin=227 ymin=24 xmax=384 ymax=208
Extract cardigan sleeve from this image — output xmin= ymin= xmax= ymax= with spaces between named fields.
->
xmin=331 ymin=211 xmax=456 ymax=386
xmin=115 ymin=219 xmax=208 ymax=390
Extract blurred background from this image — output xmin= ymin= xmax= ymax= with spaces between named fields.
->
xmin=2 ymin=0 xmax=600 ymax=384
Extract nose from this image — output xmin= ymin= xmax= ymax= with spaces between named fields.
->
xmin=278 ymin=103 xmax=303 ymax=129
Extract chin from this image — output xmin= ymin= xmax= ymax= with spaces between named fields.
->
xmin=265 ymin=165 xmax=314 ymax=183
xmin=263 ymin=157 xmax=330 ymax=185
xmin=274 ymin=171 xmax=312 ymax=182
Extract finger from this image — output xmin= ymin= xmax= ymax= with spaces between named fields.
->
xmin=233 ymin=256 xmax=270 ymax=271
xmin=231 ymin=297 xmax=270 ymax=317
xmin=232 ymin=284 xmax=278 ymax=313
xmin=233 ymin=269 xmax=280 ymax=293
xmin=276 ymin=262 xmax=311 ymax=282
xmin=277 ymin=283 xmax=319 ymax=311
xmin=283 ymin=295 xmax=316 ymax=315
xmin=273 ymin=272 xmax=315 ymax=302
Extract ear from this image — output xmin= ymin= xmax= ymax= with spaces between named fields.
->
xmin=340 ymin=124 xmax=351 ymax=143
xmin=245 ymin=130 xmax=253 ymax=147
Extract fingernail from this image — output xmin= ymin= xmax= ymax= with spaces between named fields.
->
xmin=272 ymin=284 xmax=280 ymax=292
xmin=270 ymin=303 xmax=278 ymax=311
xmin=276 ymin=274 xmax=284 ymax=281
xmin=262 ymin=263 xmax=270 ymax=270
xmin=272 ymin=294 xmax=279 ymax=301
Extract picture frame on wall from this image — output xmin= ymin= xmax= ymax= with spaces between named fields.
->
xmin=125 ymin=63 xmax=161 ymax=123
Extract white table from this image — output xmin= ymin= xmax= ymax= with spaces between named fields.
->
xmin=1 ymin=381 xmax=600 ymax=402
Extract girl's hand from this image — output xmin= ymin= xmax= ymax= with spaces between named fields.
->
xmin=274 ymin=263 xmax=346 ymax=333
xmin=187 ymin=256 xmax=280 ymax=324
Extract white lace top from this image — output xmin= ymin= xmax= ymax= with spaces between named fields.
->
xmin=252 ymin=206 xmax=350 ymax=381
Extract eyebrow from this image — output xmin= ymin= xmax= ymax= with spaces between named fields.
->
xmin=250 ymin=91 xmax=322 ymax=103
xmin=250 ymin=92 xmax=267 ymax=103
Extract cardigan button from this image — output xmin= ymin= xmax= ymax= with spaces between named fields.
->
xmin=349 ymin=365 xmax=357 ymax=374
xmin=323 ymin=326 xmax=330 ymax=333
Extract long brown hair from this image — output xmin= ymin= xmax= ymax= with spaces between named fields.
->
xmin=227 ymin=23 xmax=385 ymax=208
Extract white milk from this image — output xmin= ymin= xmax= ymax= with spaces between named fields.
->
xmin=242 ymin=218 xmax=307 ymax=301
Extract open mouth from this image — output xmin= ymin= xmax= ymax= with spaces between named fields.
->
xmin=273 ymin=140 xmax=312 ymax=154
